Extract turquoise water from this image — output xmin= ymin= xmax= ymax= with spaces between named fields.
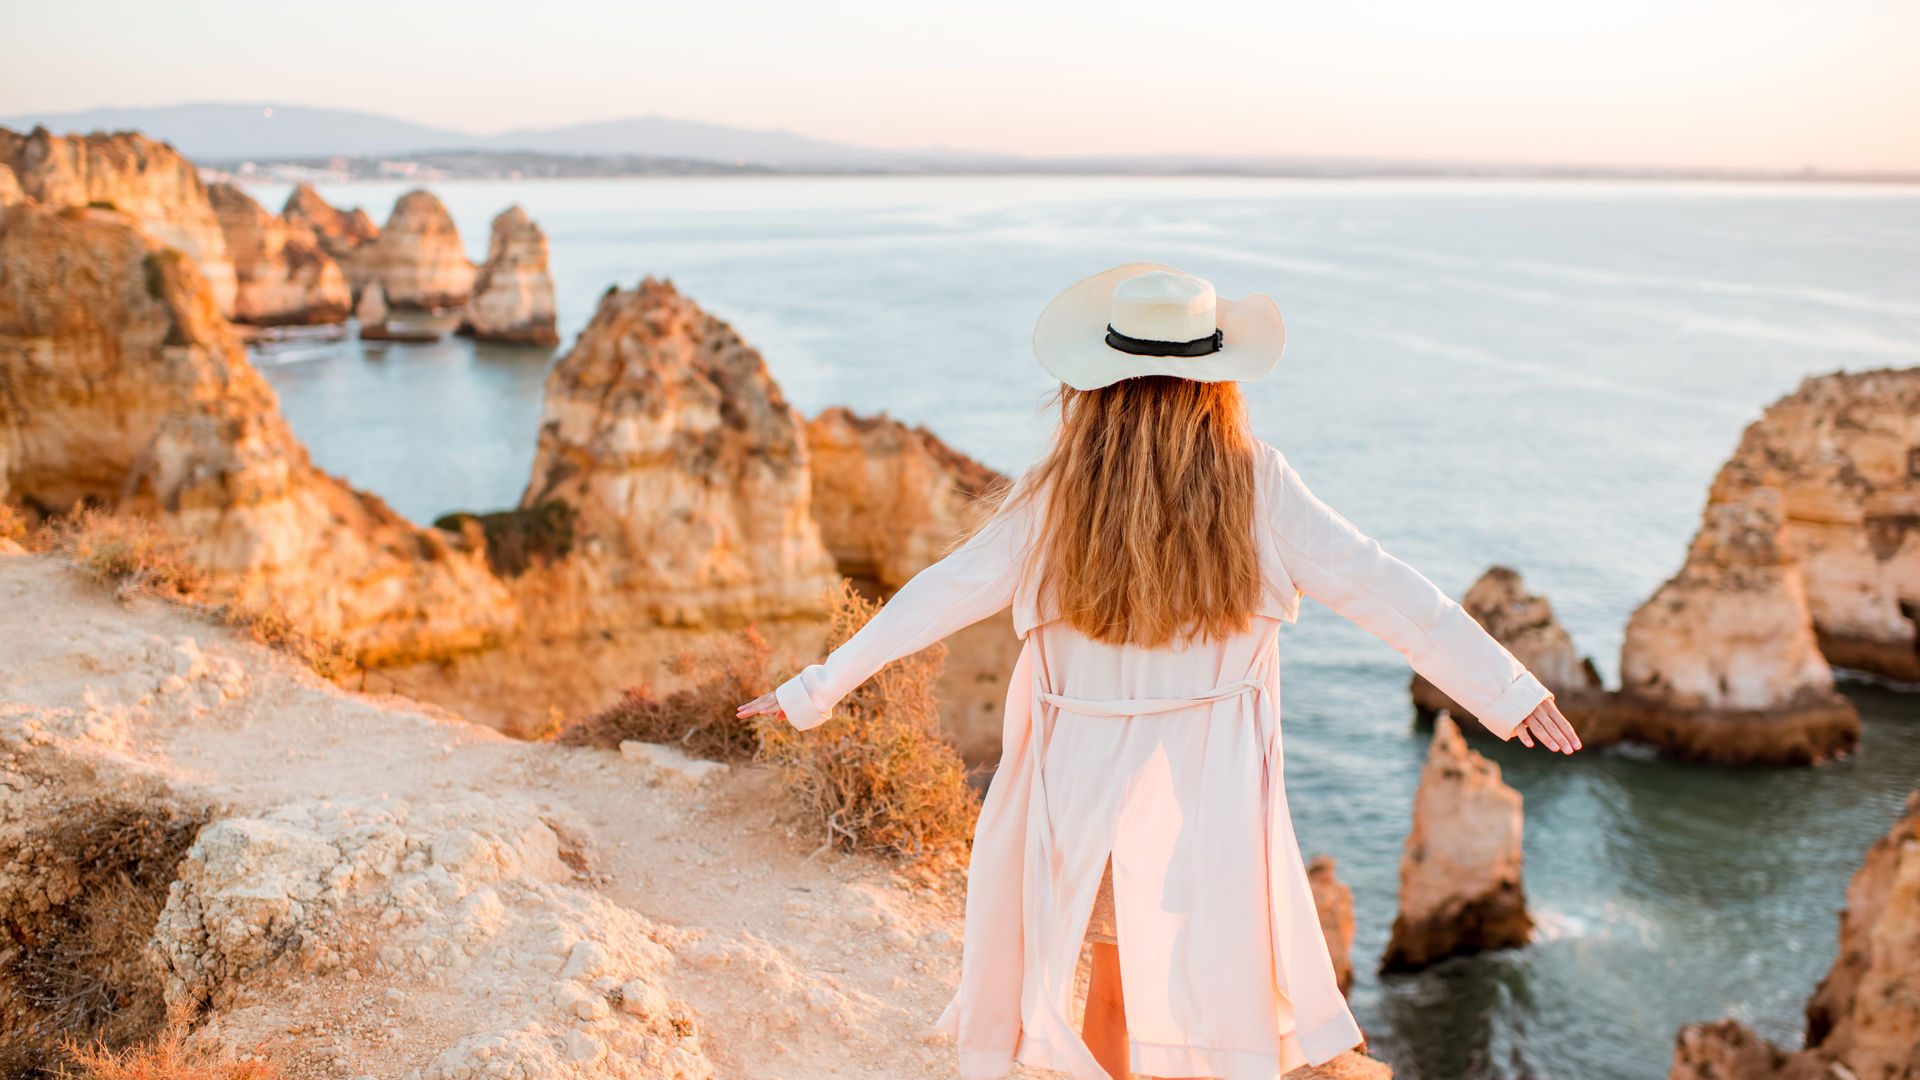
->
xmin=241 ymin=176 xmax=1920 ymax=1080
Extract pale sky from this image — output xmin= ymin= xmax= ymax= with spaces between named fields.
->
xmin=5 ymin=0 xmax=1918 ymax=172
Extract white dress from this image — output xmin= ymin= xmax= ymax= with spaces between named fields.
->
xmin=775 ymin=440 xmax=1549 ymax=1080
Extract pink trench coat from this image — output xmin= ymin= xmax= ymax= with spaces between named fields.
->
xmin=774 ymin=441 xmax=1550 ymax=1080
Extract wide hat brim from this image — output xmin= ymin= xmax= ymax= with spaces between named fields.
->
xmin=1032 ymin=261 xmax=1286 ymax=391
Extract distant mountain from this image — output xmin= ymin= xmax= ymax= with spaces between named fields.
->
xmin=0 ymin=103 xmax=476 ymax=160
xmin=485 ymin=115 xmax=890 ymax=168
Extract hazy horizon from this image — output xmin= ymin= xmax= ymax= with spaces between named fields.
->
xmin=5 ymin=0 xmax=1918 ymax=173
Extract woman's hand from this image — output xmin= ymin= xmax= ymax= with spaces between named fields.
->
xmin=1513 ymin=697 xmax=1582 ymax=754
xmin=736 ymin=692 xmax=785 ymax=723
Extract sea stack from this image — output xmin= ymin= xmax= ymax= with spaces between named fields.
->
xmin=1670 ymin=790 xmax=1920 ymax=1080
xmin=512 ymin=277 xmax=838 ymax=631
xmin=1382 ymin=715 xmax=1532 ymax=972
xmin=351 ymin=189 xmax=474 ymax=310
xmin=356 ymin=281 xmax=393 ymax=340
xmin=0 ymin=126 xmax=237 ymax=315
xmin=206 ymin=182 xmax=350 ymax=326
xmin=463 ymin=205 xmax=559 ymax=345
xmin=803 ymin=406 xmax=1015 ymax=764
xmin=1308 ymin=855 xmax=1357 ymax=995
xmin=281 ymin=182 xmax=380 ymax=265
xmin=1411 ymin=566 xmax=1603 ymax=725
xmin=0 ymin=200 xmax=515 ymax=665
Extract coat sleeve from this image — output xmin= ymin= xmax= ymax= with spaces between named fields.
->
xmin=773 ymin=489 xmax=1032 ymax=731
xmin=1264 ymin=447 xmax=1549 ymax=740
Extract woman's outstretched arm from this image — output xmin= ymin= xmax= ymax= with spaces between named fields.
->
xmin=739 ymin=488 xmax=1033 ymax=731
xmin=1264 ymin=447 xmax=1581 ymax=752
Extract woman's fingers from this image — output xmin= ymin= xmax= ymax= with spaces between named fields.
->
xmin=1514 ymin=725 xmax=1535 ymax=748
xmin=736 ymin=691 xmax=780 ymax=718
xmin=1526 ymin=713 xmax=1564 ymax=752
xmin=1542 ymin=699 xmax=1582 ymax=753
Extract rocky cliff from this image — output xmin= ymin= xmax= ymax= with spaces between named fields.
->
xmin=803 ymin=407 xmax=1015 ymax=763
xmin=1411 ymin=566 xmax=1603 ymax=725
xmin=280 ymin=182 xmax=380 ymax=266
xmin=350 ymin=188 xmax=475 ymax=310
xmin=463 ymin=205 xmax=559 ymax=345
xmin=0 ymin=201 xmax=513 ymax=665
xmin=1382 ymin=715 xmax=1532 ymax=972
xmin=0 ymin=126 xmax=237 ymax=316
xmin=206 ymin=182 xmax=350 ymax=326
xmin=513 ymin=278 xmax=838 ymax=632
xmin=1671 ymin=789 xmax=1920 ymax=1080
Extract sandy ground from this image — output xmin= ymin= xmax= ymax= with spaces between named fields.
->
xmin=0 ymin=551 xmax=1376 ymax=1080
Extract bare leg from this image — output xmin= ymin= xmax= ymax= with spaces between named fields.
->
xmin=1083 ymin=941 xmax=1130 ymax=1080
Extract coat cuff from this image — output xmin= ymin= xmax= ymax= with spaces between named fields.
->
xmin=774 ymin=665 xmax=834 ymax=731
xmin=1475 ymin=670 xmax=1551 ymax=741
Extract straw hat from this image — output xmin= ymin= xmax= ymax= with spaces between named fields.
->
xmin=1031 ymin=263 xmax=1285 ymax=391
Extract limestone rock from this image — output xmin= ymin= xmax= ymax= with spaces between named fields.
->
xmin=1382 ymin=715 xmax=1531 ymax=972
xmin=280 ymin=182 xmax=379 ymax=265
xmin=356 ymin=280 xmax=393 ymax=339
xmin=0 ymin=201 xmax=515 ymax=665
xmin=514 ymin=277 xmax=837 ymax=631
xmin=1308 ymin=855 xmax=1356 ymax=995
xmin=803 ymin=406 xmax=1014 ymax=764
xmin=619 ymin=740 xmax=731 ymax=791
xmin=0 ymin=125 xmax=236 ymax=315
xmin=1620 ymin=470 xmax=1859 ymax=762
xmin=1412 ymin=566 xmax=1602 ymax=724
xmin=462 ymin=205 xmax=558 ymax=345
xmin=349 ymin=189 xmax=474 ymax=310
xmin=1737 ymin=369 xmax=1920 ymax=683
xmin=1286 ymin=1052 xmax=1395 ymax=1080
xmin=0 ymin=164 xmax=23 ymax=207
xmin=1670 ymin=790 xmax=1920 ymax=1080
xmin=206 ymin=182 xmax=349 ymax=326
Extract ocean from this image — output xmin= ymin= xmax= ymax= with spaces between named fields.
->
xmin=239 ymin=174 xmax=1920 ymax=1080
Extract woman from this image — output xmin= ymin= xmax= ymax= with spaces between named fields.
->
xmin=738 ymin=264 xmax=1582 ymax=1080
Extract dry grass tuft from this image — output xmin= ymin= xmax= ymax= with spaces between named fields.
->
xmin=0 ymin=500 xmax=27 ymax=543
xmin=45 ymin=510 xmax=207 ymax=601
xmin=1 ymin=795 xmax=211 ymax=1076
xmin=58 ymin=1025 xmax=283 ymax=1080
xmin=206 ymin=600 xmax=355 ymax=682
xmin=754 ymin=583 xmax=980 ymax=862
xmin=560 ymin=627 xmax=775 ymax=762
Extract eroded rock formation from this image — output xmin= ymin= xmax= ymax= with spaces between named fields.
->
xmin=0 ymin=201 xmax=513 ymax=664
xmin=512 ymin=277 xmax=837 ymax=631
xmin=349 ymin=188 xmax=475 ymax=310
xmin=356 ymin=280 xmax=393 ymax=339
xmin=1671 ymin=789 xmax=1920 ymax=1080
xmin=206 ymin=182 xmax=350 ymax=326
xmin=1382 ymin=714 xmax=1532 ymax=972
xmin=1412 ymin=566 xmax=1603 ymax=724
xmin=803 ymin=406 xmax=1015 ymax=763
xmin=1308 ymin=855 xmax=1357 ymax=995
xmin=0 ymin=126 xmax=237 ymax=315
xmin=0 ymin=164 xmax=23 ymax=207
xmin=463 ymin=205 xmax=559 ymax=345
xmin=280 ymin=182 xmax=379 ymax=265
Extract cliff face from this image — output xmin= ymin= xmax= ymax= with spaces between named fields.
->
xmin=206 ymin=182 xmax=350 ymax=326
xmin=1741 ymin=370 xmax=1920 ymax=683
xmin=349 ymin=189 xmax=475 ymax=310
xmin=463 ymin=205 xmax=559 ymax=345
xmin=280 ymin=182 xmax=379 ymax=266
xmin=1671 ymin=790 xmax=1920 ymax=1080
xmin=1412 ymin=566 xmax=1602 ymax=724
xmin=0 ymin=126 xmax=236 ymax=316
xmin=514 ymin=278 xmax=837 ymax=632
xmin=802 ymin=407 xmax=1015 ymax=765
xmin=0 ymin=201 xmax=514 ymax=665
xmin=1382 ymin=715 xmax=1532 ymax=972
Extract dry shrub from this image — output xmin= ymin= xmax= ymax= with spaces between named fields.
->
xmin=207 ymin=600 xmax=356 ymax=682
xmin=59 ymin=1026 xmax=282 ymax=1080
xmin=1 ymin=795 xmax=210 ymax=1076
xmin=560 ymin=627 xmax=775 ymax=761
xmin=753 ymin=583 xmax=981 ymax=862
xmin=0 ymin=500 xmax=27 ymax=543
xmin=44 ymin=510 xmax=206 ymax=601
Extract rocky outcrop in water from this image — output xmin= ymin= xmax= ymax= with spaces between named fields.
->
xmin=280 ymin=182 xmax=380 ymax=266
xmin=0 ymin=201 xmax=514 ymax=664
xmin=1412 ymin=566 xmax=1603 ymax=724
xmin=1619 ymin=463 xmax=1859 ymax=764
xmin=206 ymin=182 xmax=350 ymax=326
xmin=463 ymin=205 xmax=559 ymax=345
xmin=349 ymin=189 xmax=475 ymax=310
xmin=1308 ymin=855 xmax=1356 ymax=995
xmin=0 ymin=126 xmax=237 ymax=316
xmin=512 ymin=278 xmax=837 ymax=632
xmin=1382 ymin=715 xmax=1531 ymax=972
xmin=356 ymin=280 xmax=393 ymax=339
xmin=1670 ymin=789 xmax=1920 ymax=1080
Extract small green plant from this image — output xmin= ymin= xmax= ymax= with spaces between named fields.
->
xmin=433 ymin=500 xmax=576 ymax=577
xmin=86 ymin=199 xmax=118 ymax=211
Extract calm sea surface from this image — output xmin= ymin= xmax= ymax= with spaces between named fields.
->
xmin=240 ymin=175 xmax=1920 ymax=1080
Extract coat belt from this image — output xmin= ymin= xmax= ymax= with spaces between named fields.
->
xmin=1037 ymin=677 xmax=1264 ymax=717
